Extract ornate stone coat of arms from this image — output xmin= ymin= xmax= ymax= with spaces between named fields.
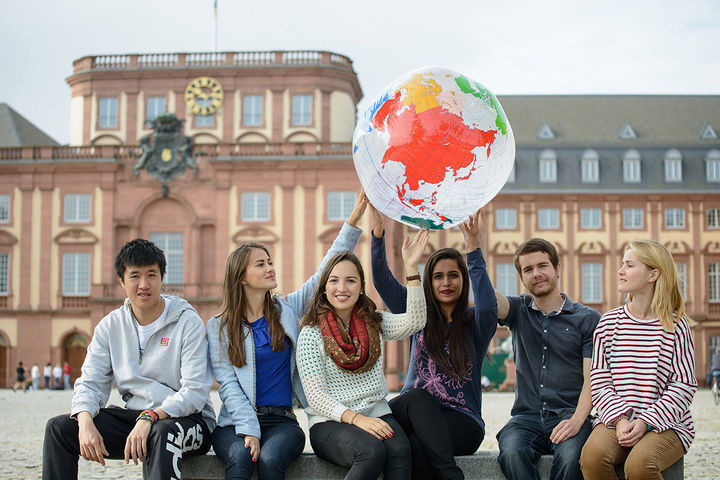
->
xmin=133 ymin=113 xmax=198 ymax=181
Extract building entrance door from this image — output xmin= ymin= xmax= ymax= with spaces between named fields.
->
xmin=63 ymin=333 xmax=88 ymax=384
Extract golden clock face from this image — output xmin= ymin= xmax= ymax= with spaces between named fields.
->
xmin=184 ymin=76 xmax=224 ymax=115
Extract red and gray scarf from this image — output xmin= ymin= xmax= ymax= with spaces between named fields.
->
xmin=320 ymin=307 xmax=381 ymax=374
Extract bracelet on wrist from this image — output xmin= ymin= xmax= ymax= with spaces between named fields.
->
xmin=405 ymin=274 xmax=421 ymax=282
xmin=348 ymin=411 xmax=359 ymax=425
xmin=136 ymin=410 xmax=158 ymax=425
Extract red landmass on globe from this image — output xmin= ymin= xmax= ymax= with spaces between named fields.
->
xmin=372 ymin=91 xmax=497 ymax=196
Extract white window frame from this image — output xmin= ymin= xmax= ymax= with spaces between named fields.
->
xmin=243 ymin=95 xmax=263 ymax=126
xmin=708 ymin=208 xmax=720 ymax=228
xmin=149 ymin=232 xmax=184 ymax=285
xmin=241 ymin=192 xmax=271 ymax=221
xmin=145 ymin=96 xmax=166 ymax=123
xmin=292 ymin=94 xmax=312 ymax=126
xmin=64 ymin=194 xmax=91 ymax=223
xmin=675 ymin=262 xmax=687 ymax=300
xmin=580 ymin=208 xmax=602 ymax=229
xmin=664 ymin=150 xmax=682 ymax=183
xmin=539 ymin=150 xmax=557 ymax=183
xmin=581 ymin=263 xmax=602 ymax=303
xmin=495 ymin=208 xmax=517 ymax=229
xmin=0 ymin=252 xmax=8 ymax=296
xmin=496 ymin=263 xmax=518 ymax=296
xmin=98 ymin=97 xmax=118 ymax=129
xmin=538 ymin=208 xmax=559 ymax=229
xmin=707 ymin=150 xmax=720 ymax=182
xmin=0 ymin=195 xmax=9 ymax=223
xmin=622 ymin=208 xmax=644 ymax=229
xmin=327 ymin=191 xmax=356 ymax=221
xmin=62 ymin=253 xmax=90 ymax=296
xmin=581 ymin=150 xmax=599 ymax=183
xmin=623 ymin=150 xmax=641 ymax=183
xmin=665 ymin=208 xmax=685 ymax=229
xmin=709 ymin=263 xmax=720 ymax=302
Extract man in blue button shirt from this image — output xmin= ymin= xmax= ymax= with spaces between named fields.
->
xmin=495 ymin=238 xmax=600 ymax=480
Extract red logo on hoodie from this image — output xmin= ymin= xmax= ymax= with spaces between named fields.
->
xmin=160 ymin=338 xmax=169 ymax=347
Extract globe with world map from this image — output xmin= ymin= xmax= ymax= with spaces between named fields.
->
xmin=353 ymin=66 xmax=515 ymax=229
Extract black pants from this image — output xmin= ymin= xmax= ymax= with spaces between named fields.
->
xmin=309 ymin=414 xmax=411 ymax=480
xmin=389 ymin=388 xmax=484 ymax=480
xmin=43 ymin=406 xmax=211 ymax=480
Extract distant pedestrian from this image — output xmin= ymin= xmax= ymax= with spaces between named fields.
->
xmin=31 ymin=363 xmax=41 ymax=391
xmin=13 ymin=361 xmax=27 ymax=392
xmin=43 ymin=362 xmax=52 ymax=389
xmin=62 ymin=362 xmax=72 ymax=390
xmin=52 ymin=364 xmax=62 ymax=389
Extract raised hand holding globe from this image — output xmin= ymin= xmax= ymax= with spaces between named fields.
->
xmin=353 ymin=66 xmax=515 ymax=229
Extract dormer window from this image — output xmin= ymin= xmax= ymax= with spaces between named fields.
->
xmin=536 ymin=124 xmax=555 ymax=140
xmin=539 ymin=149 xmax=557 ymax=183
xmin=618 ymin=124 xmax=637 ymax=140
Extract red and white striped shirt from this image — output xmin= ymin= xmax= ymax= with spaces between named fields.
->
xmin=590 ymin=305 xmax=697 ymax=451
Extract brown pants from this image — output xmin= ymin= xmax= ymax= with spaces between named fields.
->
xmin=580 ymin=424 xmax=684 ymax=480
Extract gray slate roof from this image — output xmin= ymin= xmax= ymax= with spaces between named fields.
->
xmin=0 ymin=103 xmax=58 ymax=147
xmin=496 ymin=95 xmax=720 ymax=147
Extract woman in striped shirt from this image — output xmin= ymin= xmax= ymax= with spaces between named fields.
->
xmin=580 ymin=240 xmax=697 ymax=480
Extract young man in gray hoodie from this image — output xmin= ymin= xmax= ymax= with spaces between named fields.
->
xmin=43 ymin=239 xmax=215 ymax=479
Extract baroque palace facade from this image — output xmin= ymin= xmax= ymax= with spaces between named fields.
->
xmin=0 ymin=50 xmax=718 ymax=388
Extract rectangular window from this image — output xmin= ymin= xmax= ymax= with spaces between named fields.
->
xmin=581 ymin=159 xmax=599 ymax=183
xmin=675 ymin=262 xmax=687 ymax=300
xmin=64 ymin=194 xmax=91 ymax=223
xmin=241 ymin=192 xmax=271 ymax=221
xmin=623 ymin=159 xmax=641 ymax=183
xmin=0 ymin=195 xmax=9 ymax=223
xmin=708 ymin=208 xmax=720 ymax=228
xmin=149 ymin=233 xmax=184 ymax=285
xmin=665 ymin=158 xmax=682 ymax=183
xmin=327 ymin=191 xmax=356 ymax=221
xmin=707 ymin=159 xmax=720 ymax=182
xmin=538 ymin=208 xmax=559 ymax=229
xmin=195 ymin=114 xmax=215 ymax=127
xmin=495 ymin=208 xmax=517 ymax=229
xmin=580 ymin=208 xmax=602 ymax=229
xmin=539 ymin=158 xmax=557 ymax=183
xmin=292 ymin=94 xmax=312 ymax=125
xmin=98 ymin=97 xmax=118 ymax=128
xmin=0 ymin=253 xmax=8 ymax=295
xmin=709 ymin=263 xmax=720 ymax=302
xmin=62 ymin=253 xmax=90 ymax=296
xmin=496 ymin=263 xmax=517 ymax=296
xmin=582 ymin=263 xmax=602 ymax=303
xmin=243 ymin=95 xmax=263 ymax=126
xmin=622 ymin=208 xmax=644 ymax=229
xmin=665 ymin=208 xmax=685 ymax=229
xmin=146 ymin=96 xmax=166 ymax=123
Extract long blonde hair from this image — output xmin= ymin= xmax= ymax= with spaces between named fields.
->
xmin=219 ymin=242 xmax=285 ymax=367
xmin=625 ymin=240 xmax=688 ymax=332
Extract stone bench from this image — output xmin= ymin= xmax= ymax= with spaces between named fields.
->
xmin=171 ymin=451 xmax=683 ymax=479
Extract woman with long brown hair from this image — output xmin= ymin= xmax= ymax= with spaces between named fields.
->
xmin=296 ymin=229 xmax=429 ymax=480
xmin=370 ymin=209 xmax=498 ymax=479
xmin=206 ymin=195 xmax=367 ymax=480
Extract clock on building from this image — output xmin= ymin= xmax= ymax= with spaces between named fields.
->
xmin=184 ymin=76 xmax=224 ymax=115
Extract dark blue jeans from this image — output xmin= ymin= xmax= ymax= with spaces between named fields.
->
xmin=496 ymin=411 xmax=591 ymax=480
xmin=212 ymin=414 xmax=305 ymax=480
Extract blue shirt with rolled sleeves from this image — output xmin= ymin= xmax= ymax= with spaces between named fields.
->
xmin=500 ymin=294 xmax=600 ymax=417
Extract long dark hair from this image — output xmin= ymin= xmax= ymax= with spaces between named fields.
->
xmin=219 ymin=242 xmax=285 ymax=368
xmin=302 ymin=251 xmax=382 ymax=332
xmin=422 ymin=248 xmax=472 ymax=380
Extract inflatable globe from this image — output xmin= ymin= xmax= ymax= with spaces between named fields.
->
xmin=353 ymin=66 xmax=515 ymax=229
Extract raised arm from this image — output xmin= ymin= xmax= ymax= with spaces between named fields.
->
xmin=370 ymin=203 xmax=407 ymax=314
xmin=283 ymin=192 xmax=366 ymax=315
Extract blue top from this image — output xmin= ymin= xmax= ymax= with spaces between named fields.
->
xmin=251 ymin=317 xmax=292 ymax=407
xmin=500 ymin=294 xmax=600 ymax=417
xmin=371 ymin=233 xmax=497 ymax=431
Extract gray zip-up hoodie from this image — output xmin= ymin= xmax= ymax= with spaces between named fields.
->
xmin=71 ymin=295 xmax=215 ymax=429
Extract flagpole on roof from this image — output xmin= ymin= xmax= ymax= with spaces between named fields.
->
xmin=213 ymin=0 xmax=219 ymax=52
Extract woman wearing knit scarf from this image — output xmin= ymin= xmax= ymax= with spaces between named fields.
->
xmin=207 ymin=194 xmax=368 ymax=480
xmin=296 ymin=229 xmax=429 ymax=480
xmin=370 ymin=209 xmax=498 ymax=480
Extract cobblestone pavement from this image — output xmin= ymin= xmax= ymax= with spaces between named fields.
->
xmin=1 ymin=388 xmax=718 ymax=479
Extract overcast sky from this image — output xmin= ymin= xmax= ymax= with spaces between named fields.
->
xmin=1 ymin=0 xmax=718 ymax=144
